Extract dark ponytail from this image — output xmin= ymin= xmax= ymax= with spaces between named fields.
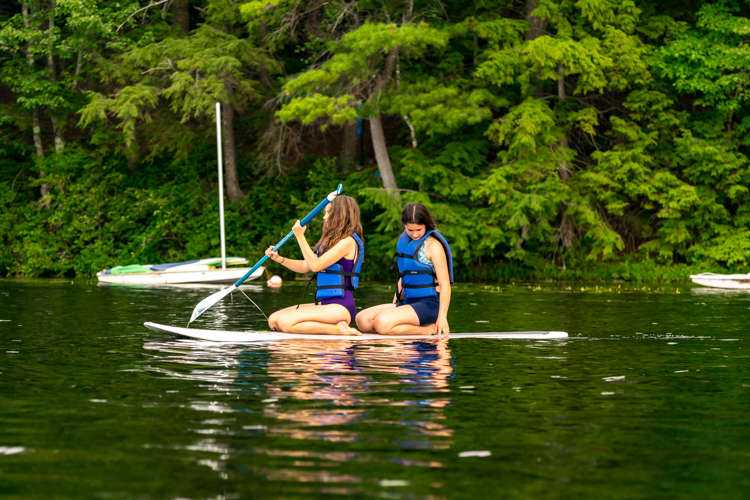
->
xmin=400 ymin=203 xmax=437 ymax=231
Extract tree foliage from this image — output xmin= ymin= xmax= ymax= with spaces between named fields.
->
xmin=2 ymin=0 xmax=750 ymax=280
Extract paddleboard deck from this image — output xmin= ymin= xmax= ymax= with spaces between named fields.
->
xmin=143 ymin=322 xmax=568 ymax=342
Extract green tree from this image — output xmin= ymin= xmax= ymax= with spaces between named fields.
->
xmin=248 ymin=0 xmax=483 ymax=195
xmin=473 ymin=0 xmax=656 ymax=266
xmin=80 ymin=0 xmax=278 ymax=202
xmin=0 ymin=0 xmax=136 ymax=201
xmin=643 ymin=1 xmax=750 ymax=266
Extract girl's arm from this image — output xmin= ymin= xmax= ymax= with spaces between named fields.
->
xmin=264 ymin=246 xmax=311 ymax=274
xmin=292 ymin=221 xmax=354 ymax=272
xmin=393 ymin=278 xmax=402 ymax=304
xmin=427 ymin=238 xmax=451 ymax=335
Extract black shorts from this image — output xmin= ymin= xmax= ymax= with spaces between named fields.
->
xmin=398 ymin=293 xmax=440 ymax=326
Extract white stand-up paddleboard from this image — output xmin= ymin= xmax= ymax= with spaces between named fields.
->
xmin=143 ymin=322 xmax=568 ymax=342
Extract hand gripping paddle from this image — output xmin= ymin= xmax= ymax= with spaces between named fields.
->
xmin=187 ymin=184 xmax=343 ymax=326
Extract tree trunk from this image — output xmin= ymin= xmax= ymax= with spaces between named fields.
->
xmin=125 ymin=127 xmax=140 ymax=173
xmin=557 ymin=63 xmax=566 ymax=102
xmin=556 ymin=67 xmax=570 ymax=182
xmin=402 ymin=0 xmax=414 ymax=24
xmin=221 ymin=83 xmax=245 ymax=202
xmin=71 ymin=51 xmax=83 ymax=91
xmin=50 ymin=116 xmax=64 ymax=153
xmin=473 ymin=32 xmax=478 ymax=67
xmin=370 ymin=47 xmax=400 ymax=195
xmin=172 ymin=0 xmax=190 ymax=36
xmin=23 ymin=2 xmax=50 ymax=202
xmin=395 ymin=58 xmax=417 ymax=148
xmin=32 ymin=107 xmax=44 ymax=158
xmin=23 ymin=3 xmax=43 ymax=158
xmin=370 ymin=116 xmax=399 ymax=192
xmin=32 ymin=108 xmax=50 ymax=201
xmin=47 ymin=4 xmax=64 ymax=153
xmin=555 ymin=65 xmax=573 ymax=257
xmin=340 ymin=122 xmax=358 ymax=173
xmin=525 ymin=0 xmax=547 ymax=97
xmin=524 ymin=0 xmax=546 ymax=41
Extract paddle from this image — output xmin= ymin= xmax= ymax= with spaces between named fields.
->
xmin=187 ymin=184 xmax=344 ymax=326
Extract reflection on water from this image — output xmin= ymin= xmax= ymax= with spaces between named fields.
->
xmin=263 ymin=340 xmax=453 ymax=444
xmin=140 ymin=336 xmax=454 ymax=492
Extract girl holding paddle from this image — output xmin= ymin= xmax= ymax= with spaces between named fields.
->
xmin=356 ymin=203 xmax=453 ymax=337
xmin=264 ymin=195 xmax=363 ymax=336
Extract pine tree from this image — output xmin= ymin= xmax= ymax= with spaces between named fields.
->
xmin=79 ymin=0 xmax=278 ymax=202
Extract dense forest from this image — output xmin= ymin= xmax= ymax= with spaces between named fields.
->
xmin=2 ymin=0 xmax=750 ymax=281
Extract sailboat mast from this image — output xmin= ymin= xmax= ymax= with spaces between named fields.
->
xmin=216 ymin=102 xmax=227 ymax=270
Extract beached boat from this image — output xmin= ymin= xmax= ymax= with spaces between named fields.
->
xmin=689 ymin=272 xmax=750 ymax=289
xmin=97 ymin=258 xmax=265 ymax=285
xmin=100 ymin=104 xmax=264 ymax=286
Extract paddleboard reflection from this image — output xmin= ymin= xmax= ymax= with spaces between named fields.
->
xmin=141 ymin=338 xmax=455 ymax=445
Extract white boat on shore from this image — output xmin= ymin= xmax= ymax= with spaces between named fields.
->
xmin=99 ymin=104 xmax=264 ymax=287
xmin=97 ymin=258 xmax=265 ymax=285
xmin=689 ymin=272 xmax=750 ymax=289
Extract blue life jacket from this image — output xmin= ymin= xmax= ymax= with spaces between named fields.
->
xmin=314 ymin=234 xmax=365 ymax=302
xmin=392 ymin=230 xmax=453 ymax=301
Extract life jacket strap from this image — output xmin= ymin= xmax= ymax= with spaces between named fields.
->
xmin=399 ymin=270 xmax=436 ymax=278
xmin=319 ymin=270 xmax=360 ymax=277
xmin=314 ymin=284 xmax=355 ymax=305
xmin=401 ymin=282 xmax=438 ymax=289
xmin=297 ymin=273 xmax=317 ymax=309
xmin=390 ymin=251 xmax=414 ymax=270
xmin=315 ymin=284 xmax=355 ymax=291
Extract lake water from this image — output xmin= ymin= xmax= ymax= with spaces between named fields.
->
xmin=0 ymin=279 xmax=748 ymax=499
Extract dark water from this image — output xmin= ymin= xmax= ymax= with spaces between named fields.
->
xmin=0 ymin=279 xmax=748 ymax=499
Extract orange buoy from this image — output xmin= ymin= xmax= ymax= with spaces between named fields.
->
xmin=267 ymin=275 xmax=282 ymax=287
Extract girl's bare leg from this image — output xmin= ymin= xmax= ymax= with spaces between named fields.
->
xmin=276 ymin=304 xmax=361 ymax=335
xmin=372 ymin=305 xmax=437 ymax=335
xmin=268 ymin=303 xmax=315 ymax=331
xmin=336 ymin=321 xmax=361 ymax=335
xmin=355 ymin=303 xmax=397 ymax=333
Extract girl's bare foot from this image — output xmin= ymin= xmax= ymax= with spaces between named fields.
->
xmin=337 ymin=321 xmax=362 ymax=336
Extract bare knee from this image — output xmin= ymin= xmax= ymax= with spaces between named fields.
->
xmin=355 ymin=312 xmax=374 ymax=332
xmin=373 ymin=315 xmax=394 ymax=334
xmin=276 ymin=315 xmax=294 ymax=332
xmin=268 ymin=310 xmax=281 ymax=325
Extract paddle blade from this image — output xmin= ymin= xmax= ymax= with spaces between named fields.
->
xmin=188 ymin=286 xmax=234 ymax=325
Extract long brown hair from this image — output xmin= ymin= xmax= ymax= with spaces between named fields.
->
xmin=314 ymin=195 xmax=363 ymax=252
xmin=401 ymin=203 xmax=437 ymax=231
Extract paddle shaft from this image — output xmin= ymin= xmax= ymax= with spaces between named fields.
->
xmin=232 ymin=187 xmax=342 ymax=287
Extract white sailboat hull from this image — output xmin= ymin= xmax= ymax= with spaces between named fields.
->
xmin=690 ymin=272 xmax=750 ymax=289
xmin=98 ymin=266 xmax=264 ymax=285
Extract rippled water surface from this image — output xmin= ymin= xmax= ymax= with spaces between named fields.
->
xmin=0 ymin=279 xmax=748 ymax=499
